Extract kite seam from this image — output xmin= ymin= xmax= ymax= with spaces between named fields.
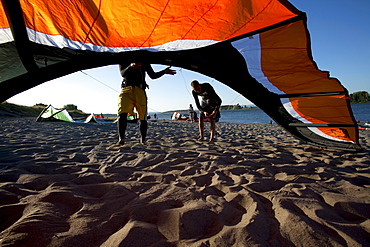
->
xmin=182 ymin=0 xmax=219 ymax=40
xmin=226 ymin=0 xmax=273 ymax=40
xmin=140 ymin=0 xmax=171 ymax=47
xmin=82 ymin=0 xmax=103 ymax=46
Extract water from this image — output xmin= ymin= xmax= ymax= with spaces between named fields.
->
xmin=151 ymin=103 xmax=370 ymax=124
xmin=351 ymin=103 xmax=370 ymax=122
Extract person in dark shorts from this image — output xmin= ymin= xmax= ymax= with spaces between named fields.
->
xmin=190 ymin=80 xmax=222 ymax=142
xmin=188 ymin=104 xmax=195 ymax=122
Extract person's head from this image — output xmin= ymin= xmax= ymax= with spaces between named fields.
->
xmin=131 ymin=62 xmax=143 ymax=69
xmin=191 ymin=80 xmax=201 ymax=93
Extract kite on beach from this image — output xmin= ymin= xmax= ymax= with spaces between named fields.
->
xmin=0 ymin=0 xmax=362 ymax=151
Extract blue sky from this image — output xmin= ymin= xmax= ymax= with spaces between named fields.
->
xmin=8 ymin=0 xmax=370 ymax=114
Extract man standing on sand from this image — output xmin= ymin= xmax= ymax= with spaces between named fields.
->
xmin=117 ymin=63 xmax=176 ymax=145
xmin=190 ymin=80 xmax=222 ymax=143
xmin=188 ymin=104 xmax=195 ymax=122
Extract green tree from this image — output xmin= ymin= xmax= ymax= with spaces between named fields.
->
xmin=34 ymin=103 xmax=47 ymax=107
xmin=64 ymin=104 xmax=78 ymax=110
xmin=349 ymin=91 xmax=370 ymax=103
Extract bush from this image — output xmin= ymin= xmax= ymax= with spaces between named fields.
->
xmin=64 ymin=104 xmax=78 ymax=110
xmin=350 ymin=91 xmax=370 ymax=103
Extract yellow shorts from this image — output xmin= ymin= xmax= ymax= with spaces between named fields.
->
xmin=118 ymin=86 xmax=147 ymax=120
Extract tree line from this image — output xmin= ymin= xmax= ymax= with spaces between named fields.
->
xmin=34 ymin=103 xmax=81 ymax=111
xmin=349 ymin=91 xmax=370 ymax=103
xmin=219 ymin=104 xmax=256 ymax=110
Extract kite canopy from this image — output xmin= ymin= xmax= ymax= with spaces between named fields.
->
xmin=36 ymin=105 xmax=75 ymax=123
xmin=0 ymin=0 xmax=362 ymax=151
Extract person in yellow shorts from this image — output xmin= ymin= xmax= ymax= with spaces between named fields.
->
xmin=117 ymin=63 xmax=176 ymax=144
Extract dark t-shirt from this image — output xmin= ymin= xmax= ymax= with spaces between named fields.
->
xmin=192 ymin=83 xmax=222 ymax=112
xmin=119 ymin=63 xmax=165 ymax=89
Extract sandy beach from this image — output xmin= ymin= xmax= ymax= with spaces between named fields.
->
xmin=0 ymin=117 xmax=369 ymax=246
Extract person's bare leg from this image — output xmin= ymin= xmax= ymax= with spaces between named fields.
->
xmin=196 ymin=118 xmax=204 ymax=141
xmin=209 ymin=118 xmax=216 ymax=143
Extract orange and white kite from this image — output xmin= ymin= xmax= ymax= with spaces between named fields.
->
xmin=0 ymin=0 xmax=362 ymax=151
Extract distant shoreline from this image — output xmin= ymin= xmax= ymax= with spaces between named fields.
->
xmin=161 ymin=106 xmax=258 ymax=114
xmin=2 ymin=101 xmax=369 ymax=117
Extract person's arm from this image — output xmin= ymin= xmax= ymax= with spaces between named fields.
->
xmin=119 ymin=64 xmax=132 ymax=77
xmin=209 ymin=105 xmax=220 ymax=117
xmin=146 ymin=64 xmax=176 ymax=79
xmin=192 ymin=90 xmax=204 ymax=112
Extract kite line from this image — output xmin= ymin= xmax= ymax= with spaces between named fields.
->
xmin=79 ymin=70 xmax=162 ymax=113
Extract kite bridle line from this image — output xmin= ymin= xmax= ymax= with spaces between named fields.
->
xmin=179 ymin=68 xmax=243 ymax=106
xmin=79 ymin=70 xmax=162 ymax=113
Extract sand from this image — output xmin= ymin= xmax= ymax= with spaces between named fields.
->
xmin=0 ymin=117 xmax=369 ymax=247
